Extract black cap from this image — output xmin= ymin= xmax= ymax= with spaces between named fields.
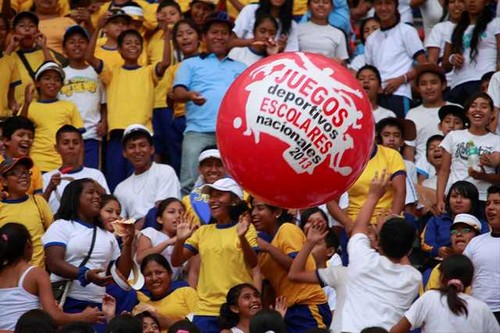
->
xmin=13 ymin=11 xmax=39 ymax=27
xmin=438 ymin=104 xmax=468 ymax=125
xmin=63 ymin=25 xmax=90 ymax=45
xmin=202 ymin=12 xmax=234 ymax=33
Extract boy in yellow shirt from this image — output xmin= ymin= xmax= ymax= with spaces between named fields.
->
xmin=0 ymin=14 xmax=21 ymax=117
xmin=20 ymin=61 xmax=84 ymax=172
xmin=86 ymin=14 xmax=171 ymax=191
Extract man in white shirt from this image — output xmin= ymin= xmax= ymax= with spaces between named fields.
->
xmin=114 ymin=124 xmax=180 ymax=227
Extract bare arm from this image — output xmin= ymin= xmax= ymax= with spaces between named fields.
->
xmin=136 ymin=234 xmax=176 ymax=263
xmin=390 ymin=316 xmax=412 ymax=333
xmin=172 ymin=86 xmax=206 ymax=105
xmin=115 ymin=225 xmax=134 ymax=278
xmin=258 ymin=238 xmax=293 ymax=271
xmin=171 ymin=218 xmax=196 ymax=267
xmin=237 ymin=217 xmax=258 ymax=268
xmin=155 ymin=28 xmax=171 ymax=77
xmin=436 ymin=150 xmax=451 ymax=215
xmin=427 ymin=47 xmax=441 ymax=64
xmin=326 ymin=199 xmax=354 ymax=234
xmin=409 ymin=0 xmax=426 ymax=8
xmin=391 ymin=173 xmax=406 ymax=215
xmin=288 ymin=227 xmax=324 ymax=284
xmin=85 ymin=15 xmax=106 ymax=70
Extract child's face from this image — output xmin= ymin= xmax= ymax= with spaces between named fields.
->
xmin=14 ymin=18 xmax=38 ymax=47
xmin=190 ymin=1 xmax=214 ymax=26
xmin=142 ymin=317 xmax=160 ymax=333
xmin=157 ymin=5 xmax=182 ymax=26
xmin=486 ymin=192 xmax=500 ymax=231
xmin=426 ymin=139 xmax=443 ymax=169
xmin=36 ymin=70 xmax=63 ymax=99
xmin=199 ymin=158 xmax=225 ymax=184
xmin=309 ymin=0 xmax=333 ymax=21
xmin=100 ymin=200 xmax=121 ymax=232
xmin=251 ymin=199 xmax=278 ymax=233
xmin=2 ymin=164 xmax=31 ymax=194
xmin=233 ymin=287 xmax=262 ymax=319
xmin=450 ymin=224 xmax=476 ymax=254
xmin=118 ymin=34 xmax=143 ymax=61
xmin=105 ymin=18 xmax=129 ymax=40
xmin=203 ymin=23 xmax=230 ymax=57
xmin=466 ymin=97 xmax=492 ymax=130
xmin=3 ymin=129 xmax=34 ymax=157
xmin=175 ymin=23 xmax=200 ymax=56
xmin=357 ymin=68 xmax=380 ymax=100
xmin=417 ymin=72 xmax=445 ymax=105
xmin=439 ymin=114 xmax=464 ymax=135
xmin=448 ymin=0 xmax=465 ymax=22
xmin=373 ymin=0 xmax=397 ymax=23
xmin=56 ymin=132 xmax=83 ymax=163
xmin=253 ymin=19 xmax=277 ymax=43
xmin=363 ymin=19 xmax=380 ymax=41
xmin=303 ymin=211 xmax=327 ymax=234
xmin=63 ymin=33 xmax=89 ymax=61
xmin=448 ymin=189 xmax=472 ymax=216
xmin=379 ymin=125 xmax=403 ymax=150
xmin=465 ymin=0 xmax=485 ymax=16
xmin=157 ymin=201 xmax=184 ymax=236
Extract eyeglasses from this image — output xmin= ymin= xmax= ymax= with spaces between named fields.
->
xmin=450 ymin=227 xmax=473 ymax=235
xmin=5 ymin=170 xmax=32 ymax=178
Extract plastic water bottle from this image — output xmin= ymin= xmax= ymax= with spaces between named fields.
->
xmin=466 ymin=140 xmax=481 ymax=172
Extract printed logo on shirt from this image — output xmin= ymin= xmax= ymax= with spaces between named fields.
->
xmin=455 ymin=142 xmax=494 ymax=160
xmin=463 ymin=32 xmax=488 ymax=49
xmin=60 ymin=77 xmax=99 ymax=97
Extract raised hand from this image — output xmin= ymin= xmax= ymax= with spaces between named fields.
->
xmin=306 ymin=221 xmax=328 ymax=244
xmin=176 ymin=215 xmax=196 ymax=241
xmin=81 ymin=306 xmax=106 ymax=324
xmin=368 ymin=169 xmax=390 ymax=200
xmin=86 ymin=269 xmax=112 ymax=286
xmin=101 ymin=293 xmax=116 ymax=322
xmin=272 ymin=295 xmax=287 ymax=318
xmin=237 ymin=212 xmax=250 ymax=237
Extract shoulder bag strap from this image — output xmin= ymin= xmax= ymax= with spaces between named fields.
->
xmin=16 ymin=50 xmax=36 ymax=81
xmin=79 ymin=226 xmax=97 ymax=267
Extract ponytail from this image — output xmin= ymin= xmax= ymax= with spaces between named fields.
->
xmin=438 ymin=254 xmax=473 ymax=317
xmin=0 ymin=223 xmax=31 ymax=272
xmin=218 ymin=302 xmax=240 ymax=329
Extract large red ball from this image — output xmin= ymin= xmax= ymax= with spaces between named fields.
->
xmin=217 ymin=52 xmax=374 ymax=208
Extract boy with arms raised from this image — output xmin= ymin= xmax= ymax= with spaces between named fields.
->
xmin=289 ymin=171 xmax=421 ymax=332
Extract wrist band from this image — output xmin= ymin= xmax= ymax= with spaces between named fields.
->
xmin=403 ymin=74 xmax=408 ymax=84
xmin=448 ymin=54 xmax=455 ymax=64
xmin=77 ymin=266 xmax=90 ymax=287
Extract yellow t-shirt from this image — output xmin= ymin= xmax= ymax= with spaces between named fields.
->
xmin=27 ymin=99 xmax=84 ymax=171
xmin=100 ymin=62 xmax=157 ymax=132
xmin=425 ymin=262 xmax=472 ymax=294
xmin=135 ymin=284 xmax=198 ymax=322
xmin=293 ymin=0 xmax=307 ymax=17
xmin=0 ymin=53 xmax=21 ymax=117
xmin=0 ymin=155 xmax=43 ymax=195
xmin=258 ymin=223 xmax=327 ymax=307
xmin=162 ymin=62 xmax=185 ymax=117
xmin=11 ymin=49 xmax=47 ymax=106
xmin=39 ymin=17 xmax=77 ymax=54
xmin=347 ymin=145 xmax=406 ymax=223
xmin=147 ymin=30 xmax=176 ymax=109
xmin=185 ymin=222 xmax=258 ymax=315
xmin=96 ymin=0 xmax=158 ymax=31
xmin=0 ymin=195 xmax=53 ymax=268
xmin=17 ymin=0 xmax=70 ymax=16
xmin=95 ymin=37 xmax=148 ymax=68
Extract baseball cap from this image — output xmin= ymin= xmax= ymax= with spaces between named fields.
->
xmin=438 ymin=104 xmax=468 ymax=125
xmin=63 ymin=25 xmax=90 ymax=45
xmin=34 ymin=61 xmax=65 ymax=81
xmin=198 ymin=148 xmax=221 ymax=164
xmin=415 ymin=63 xmax=446 ymax=84
xmin=451 ymin=213 xmax=481 ymax=233
xmin=0 ymin=156 xmax=34 ymax=175
xmin=13 ymin=11 xmax=39 ymax=27
xmin=202 ymin=12 xmax=234 ymax=32
xmin=121 ymin=2 xmax=145 ymax=21
xmin=201 ymin=178 xmax=243 ymax=200
xmin=122 ymin=124 xmax=153 ymax=143
xmin=106 ymin=8 xmax=132 ymax=25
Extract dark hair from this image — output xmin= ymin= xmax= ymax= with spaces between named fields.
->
xmin=356 ymin=65 xmax=382 ymax=86
xmin=14 ymin=309 xmax=56 ymax=333
xmin=140 ymin=253 xmax=173 ymax=275
xmin=0 ymin=223 xmax=31 ymax=272
xmin=480 ymin=71 xmax=495 ymax=85
xmin=155 ymin=197 xmax=184 ymax=229
xmin=426 ymin=134 xmax=444 ymax=155
xmin=122 ymin=130 xmax=153 ymax=147
xmin=373 ymin=0 xmax=400 ymax=24
xmin=360 ymin=328 xmax=389 ymax=333
xmin=229 ymin=200 xmax=251 ymax=222
xmin=359 ymin=17 xmax=380 ymax=44
xmin=439 ymin=0 xmax=449 ymax=22
xmin=54 ymin=178 xmax=102 ymax=227
xmin=450 ymin=3 xmax=493 ymax=63
xmin=464 ymin=92 xmax=494 ymax=117
xmin=105 ymin=314 xmax=142 ymax=333
xmin=134 ymin=311 xmax=160 ymax=331
xmin=172 ymin=18 xmax=201 ymax=59
xmin=438 ymin=254 xmax=473 ymax=316
xmin=253 ymin=14 xmax=278 ymax=34
xmin=168 ymin=319 xmax=200 ymax=333
xmin=325 ymin=227 xmax=339 ymax=250
xmin=375 ymin=117 xmax=404 ymax=144
xmin=378 ymin=217 xmax=415 ymax=259
xmin=2 ymin=116 xmax=35 ymax=140
xmin=0 ymin=13 xmax=9 ymax=31
xmin=249 ymin=197 xmax=295 ymax=225
xmin=306 ymin=329 xmax=330 ymax=333
xmin=299 ymin=207 xmax=328 ymax=230
xmin=59 ymin=322 xmax=95 ymax=333
xmin=55 ymin=124 xmax=82 ymax=144
xmin=487 ymin=184 xmax=500 ymax=197
xmin=255 ymin=0 xmax=293 ymax=35
xmin=249 ymin=309 xmax=287 ymax=333
xmin=100 ymin=194 xmax=121 ymax=210
xmin=117 ymin=29 xmax=143 ymax=48
xmin=446 ymin=181 xmax=479 ymax=216
xmin=157 ymin=0 xmax=181 ymax=14
xmin=219 ymin=283 xmax=260 ymax=329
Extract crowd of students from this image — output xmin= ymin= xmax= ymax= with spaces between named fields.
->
xmin=0 ymin=0 xmax=499 ymax=332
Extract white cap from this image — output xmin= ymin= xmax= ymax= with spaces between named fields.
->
xmin=122 ymin=124 xmax=152 ymax=143
xmin=451 ymin=213 xmax=481 ymax=232
xmin=35 ymin=61 xmax=65 ymax=81
xmin=201 ymin=178 xmax=243 ymax=200
xmin=122 ymin=4 xmax=144 ymax=20
xmin=198 ymin=149 xmax=221 ymax=164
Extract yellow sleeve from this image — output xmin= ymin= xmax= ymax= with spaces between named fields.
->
xmin=35 ymin=195 xmax=54 ymax=230
xmin=183 ymin=287 xmax=199 ymax=312
xmin=10 ymin=57 xmax=21 ymax=84
xmin=149 ymin=64 xmax=159 ymax=86
xmin=388 ymin=148 xmax=406 ymax=176
xmin=70 ymin=102 xmax=84 ymax=129
xmin=138 ymin=0 xmax=158 ymax=31
xmin=245 ymin=223 xmax=258 ymax=248
xmin=99 ymin=61 xmax=113 ymax=86
xmin=277 ymin=223 xmax=305 ymax=255
xmin=185 ymin=226 xmax=201 ymax=251
xmin=426 ymin=264 xmax=441 ymax=292
xmin=31 ymin=165 xmax=44 ymax=194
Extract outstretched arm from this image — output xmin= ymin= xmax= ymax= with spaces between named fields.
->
xmin=85 ymin=14 xmax=107 ymax=70
xmin=155 ymin=28 xmax=171 ymax=77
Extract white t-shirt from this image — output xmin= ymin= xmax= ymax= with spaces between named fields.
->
xmin=424 ymin=21 xmax=455 ymax=84
xmin=487 ymin=71 xmax=500 ymax=134
xmin=324 ymin=253 xmax=342 ymax=311
xmin=373 ymin=106 xmax=397 ymax=123
xmin=317 ymin=265 xmax=348 ymax=333
xmin=365 ymin=22 xmax=424 ymax=99
xmin=58 ymin=66 xmax=105 ymax=141
xmin=405 ymin=104 xmax=444 ymax=161
xmin=405 ymin=160 xmax=418 ymax=205
xmin=405 ymin=289 xmax=500 ymax=333
xmin=297 ymin=21 xmax=349 ymax=60
xmin=114 ymin=162 xmax=180 ymax=219
xmin=439 ymin=129 xmax=500 ymax=200
xmin=464 ymin=233 xmax=500 ymax=312
xmin=416 ymin=156 xmax=435 ymax=179
xmin=445 ymin=18 xmax=500 ymax=88
xmin=43 ymin=166 xmax=110 ymax=213
xmin=419 ymin=0 xmax=443 ymax=38
xmin=140 ymin=227 xmax=182 ymax=279
xmin=349 ymin=53 xmax=365 ymax=72
xmin=398 ymin=0 xmax=413 ymax=24
xmin=41 ymin=219 xmax=121 ymax=303
xmin=228 ymin=46 xmax=264 ymax=67
xmin=341 ymin=233 xmax=421 ymax=332
xmin=233 ymin=4 xmax=299 ymax=52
